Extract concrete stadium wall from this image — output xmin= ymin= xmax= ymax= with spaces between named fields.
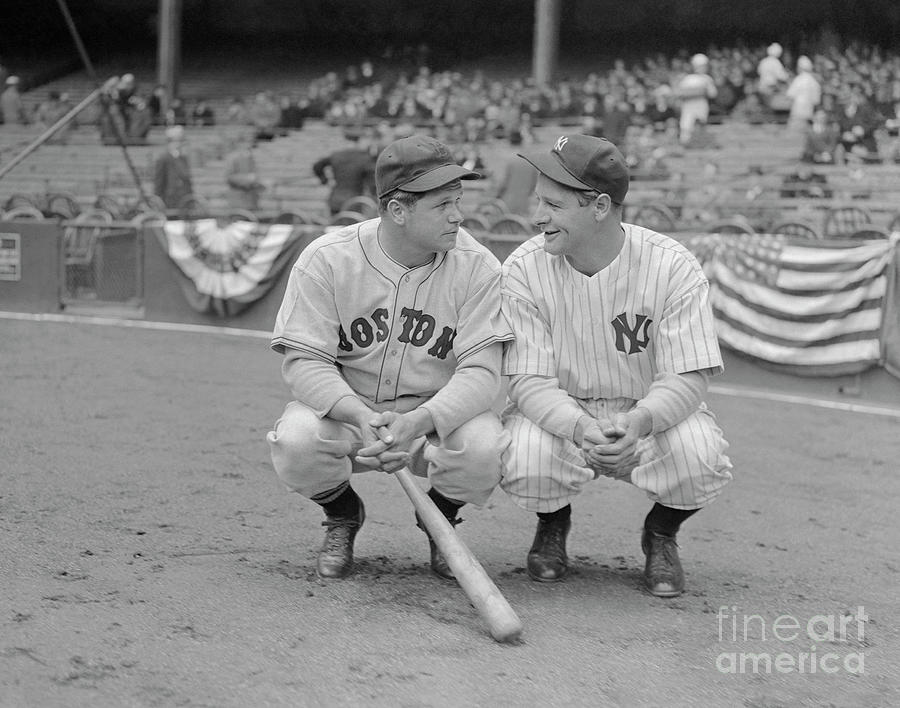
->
xmin=0 ymin=221 xmax=62 ymax=313
xmin=2 ymin=219 xmax=898 ymax=410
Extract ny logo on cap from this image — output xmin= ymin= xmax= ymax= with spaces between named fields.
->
xmin=554 ymin=136 xmax=568 ymax=152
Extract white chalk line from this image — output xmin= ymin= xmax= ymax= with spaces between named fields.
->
xmin=0 ymin=310 xmax=270 ymax=339
xmin=4 ymin=310 xmax=899 ymax=418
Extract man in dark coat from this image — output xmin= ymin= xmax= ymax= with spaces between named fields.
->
xmin=312 ymin=136 xmax=376 ymax=215
xmin=154 ymin=125 xmax=194 ymax=210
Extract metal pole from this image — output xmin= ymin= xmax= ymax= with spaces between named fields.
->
xmin=55 ymin=0 xmax=151 ymax=205
xmin=0 ymin=82 xmax=112 ymax=183
xmin=533 ymin=0 xmax=561 ymax=86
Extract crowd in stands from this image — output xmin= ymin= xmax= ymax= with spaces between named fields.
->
xmin=304 ymin=40 xmax=900 ymax=169
xmin=4 ymin=37 xmax=900 ymax=228
xmin=4 ymin=38 xmax=900 ymax=165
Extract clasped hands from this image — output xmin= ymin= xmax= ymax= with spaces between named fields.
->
xmin=354 ymin=410 xmax=419 ymax=474
xmin=577 ymin=409 xmax=650 ymax=476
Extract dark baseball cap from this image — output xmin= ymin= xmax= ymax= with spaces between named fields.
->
xmin=375 ymin=135 xmax=479 ymax=198
xmin=519 ymin=134 xmax=630 ymax=204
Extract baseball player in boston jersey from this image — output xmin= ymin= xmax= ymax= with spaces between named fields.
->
xmin=267 ymin=135 xmax=513 ymax=580
xmin=500 ymin=134 xmax=733 ymax=597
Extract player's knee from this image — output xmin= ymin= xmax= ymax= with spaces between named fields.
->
xmin=267 ymin=403 xmax=351 ymax=492
xmin=666 ymin=415 xmax=733 ymax=480
xmin=430 ymin=415 xmax=508 ymax=505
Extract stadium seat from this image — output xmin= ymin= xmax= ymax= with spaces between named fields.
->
xmin=46 ymin=191 xmax=81 ymax=219
xmin=488 ymin=214 xmax=534 ymax=235
xmin=772 ymin=221 xmax=821 ymax=239
xmin=823 ymin=206 xmax=872 ymax=238
xmin=339 ymin=195 xmax=378 ymax=218
xmin=708 ymin=217 xmax=755 ymax=235
xmin=460 ymin=214 xmax=492 ymax=234
xmin=228 ymin=209 xmax=258 ymax=223
xmin=273 ymin=210 xmax=316 ymax=225
xmin=94 ymin=194 xmax=125 ymax=219
xmin=631 ymin=204 xmax=678 ymax=231
xmin=474 ymin=198 xmax=509 ymax=219
xmin=329 ymin=210 xmax=366 ymax=226
xmin=3 ymin=193 xmax=40 ymax=212
xmin=3 ymin=205 xmax=45 ymax=220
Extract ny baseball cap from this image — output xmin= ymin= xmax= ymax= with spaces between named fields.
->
xmin=519 ymin=134 xmax=630 ymax=204
xmin=375 ymin=135 xmax=479 ymax=199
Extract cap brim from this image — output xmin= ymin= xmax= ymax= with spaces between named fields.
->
xmin=399 ymin=164 xmax=480 ymax=193
xmin=517 ymin=151 xmax=594 ymax=191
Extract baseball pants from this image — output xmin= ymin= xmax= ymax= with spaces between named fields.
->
xmin=500 ymin=400 xmax=733 ymax=513
xmin=268 ymin=401 xmax=510 ymax=507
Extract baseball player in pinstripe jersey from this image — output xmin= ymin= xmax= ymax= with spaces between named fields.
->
xmin=267 ymin=135 xmax=513 ymax=580
xmin=500 ymin=134 xmax=733 ymax=596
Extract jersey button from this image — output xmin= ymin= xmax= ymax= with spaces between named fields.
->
xmin=404 ymin=276 xmax=410 ymax=282
xmin=385 ymin=379 xmax=392 ymax=385
xmin=391 ymin=350 xmax=398 ymax=356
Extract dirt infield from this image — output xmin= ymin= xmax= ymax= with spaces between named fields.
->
xmin=1 ymin=316 xmax=898 ymax=707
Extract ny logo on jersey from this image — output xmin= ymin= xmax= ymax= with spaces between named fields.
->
xmin=611 ymin=312 xmax=653 ymax=354
xmin=554 ymin=135 xmax=568 ymax=152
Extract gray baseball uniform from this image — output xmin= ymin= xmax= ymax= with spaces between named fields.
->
xmin=267 ymin=218 xmax=513 ymax=506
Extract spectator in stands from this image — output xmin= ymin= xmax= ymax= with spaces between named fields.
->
xmin=127 ymin=96 xmax=153 ymax=142
xmin=455 ymin=142 xmax=487 ymax=175
xmin=675 ymin=54 xmax=717 ymax=145
xmin=1 ymin=76 xmax=30 ymax=125
xmin=487 ymin=131 xmax=537 ymax=217
xmin=112 ymin=74 xmax=138 ymax=133
xmin=224 ymin=131 xmax=266 ymax=211
xmin=166 ymin=97 xmax=188 ymax=126
xmin=277 ymin=94 xmax=306 ymax=131
xmin=786 ymin=56 xmax=821 ymax=130
xmin=600 ymin=93 xmax=632 ymax=147
xmin=681 ymin=161 xmax=726 ymax=225
xmin=757 ymin=43 xmax=789 ymax=99
xmin=312 ymin=134 xmax=377 ymax=215
xmin=35 ymin=90 xmax=73 ymax=143
xmin=225 ymin=96 xmax=249 ymax=125
xmin=646 ymin=86 xmax=678 ymax=133
xmin=190 ymin=98 xmax=216 ymax=127
xmin=249 ymin=91 xmax=280 ymax=141
xmin=837 ymin=87 xmax=883 ymax=163
xmin=154 ymin=125 xmax=194 ymax=210
xmin=800 ymin=108 xmax=841 ymax=164
xmin=148 ymin=85 xmax=166 ymax=125
xmin=731 ymin=86 xmax=773 ymax=125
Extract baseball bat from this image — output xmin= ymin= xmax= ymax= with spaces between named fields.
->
xmin=394 ymin=467 xmax=523 ymax=643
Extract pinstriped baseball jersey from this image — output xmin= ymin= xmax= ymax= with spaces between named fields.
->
xmin=272 ymin=218 xmax=513 ymax=404
xmin=501 ymin=222 xmax=723 ymax=398
xmin=499 ymin=222 xmax=731 ymax=512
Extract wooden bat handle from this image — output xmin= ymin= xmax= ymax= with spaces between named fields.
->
xmin=394 ymin=467 xmax=523 ymax=643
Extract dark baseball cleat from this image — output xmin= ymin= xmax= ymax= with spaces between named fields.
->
xmin=427 ymin=537 xmax=455 ymax=581
xmin=641 ymin=528 xmax=685 ymax=597
xmin=316 ymin=500 xmax=365 ymax=579
xmin=416 ymin=513 xmax=457 ymax=581
xmin=527 ymin=515 xmax=571 ymax=582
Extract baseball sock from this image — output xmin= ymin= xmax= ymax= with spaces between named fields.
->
xmin=537 ymin=504 xmax=571 ymax=523
xmin=317 ymin=484 xmax=361 ymax=519
xmin=427 ymin=488 xmax=464 ymax=521
xmin=643 ymin=503 xmax=698 ymax=536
